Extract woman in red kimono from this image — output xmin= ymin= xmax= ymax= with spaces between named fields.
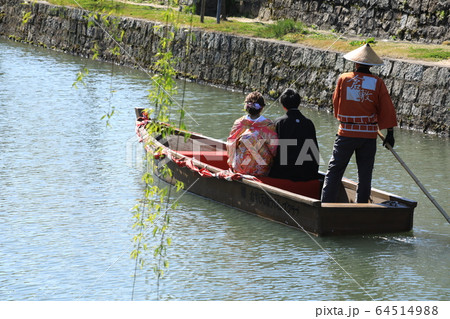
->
xmin=227 ymin=92 xmax=278 ymax=176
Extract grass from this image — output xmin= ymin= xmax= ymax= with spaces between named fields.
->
xmin=43 ymin=0 xmax=450 ymax=63
xmin=255 ymin=19 xmax=310 ymax=39
xmin=408 ymin=48 xmax=450 ymax=60
xmin=349 ymin=37 xmax=376 ymax=46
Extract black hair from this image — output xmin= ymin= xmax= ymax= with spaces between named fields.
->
xmin=246 ymin=105 xmax=260 ymax=116
xmin=280 ymin=88 xmax=301 ymax=109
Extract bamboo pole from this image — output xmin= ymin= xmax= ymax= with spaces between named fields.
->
xmin=378 ymin=131 xmax=450 ymax=224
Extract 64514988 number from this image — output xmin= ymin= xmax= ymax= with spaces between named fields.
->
xmin=375 ymin=305 xmax=438 ymax=316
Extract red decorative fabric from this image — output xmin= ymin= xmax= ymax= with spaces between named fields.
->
xmin=135 ymin=119 xmax=149 ymax=142
xmin=166 ymin=150 xmax=261 ymax=181
xmin=177 ymin=150 xmax=229 ymax=170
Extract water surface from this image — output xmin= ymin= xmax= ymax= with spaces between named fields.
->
xmin=0 ymin=38 xmax=448 ymax=301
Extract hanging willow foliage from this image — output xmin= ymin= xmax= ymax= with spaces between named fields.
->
xmin=130 ymin=5 xmax=194 ymax=301
xmin=50 ymin=0 xmax=191 ymax=300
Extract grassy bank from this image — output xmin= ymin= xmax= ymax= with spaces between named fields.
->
xmin=45 ymin=0 xmax=450 ymax=64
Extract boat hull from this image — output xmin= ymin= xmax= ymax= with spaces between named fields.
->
xmin=136 ymin=113 xmax=416 ymax=236
xmin=155 ymin=157 xmax=414 ymax=236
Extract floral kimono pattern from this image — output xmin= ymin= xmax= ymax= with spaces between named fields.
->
xmin=227 ymin=116 xmax=278 ymax=176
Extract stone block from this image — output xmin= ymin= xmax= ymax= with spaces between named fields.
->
xmin=396 ymin=101 xmax=412 ymax=114
xmin=417 ymin=88 xmax=433 ymax=105
xmin=383 ymin=78 xmax=393 ymax=92
xmin=324 ymin=51 xmax=337 ymax=66
xmin=391 ymin=61 xmax=408 ymax=79
xmin=378 ymin=0 xmax=391 ymax=9
xmin=436 ymin=68 xmax=450 ymax=87
xmin=334 ymin=56 xmax=345 ymax=72
xmin=307 ymin=70 xmax=318 ymax=84
xmin=254 ymin=40 xmax=266 ymax=57
xmin=245 ymin=38 xmax=256 ymax=55
xmin=391 ymin=79 xmax=404 ymax=97
xmin=402 ymin=83 xmax=419 ymax=102
xmin=310 ymin=51 xmax=326 ymax=68
xmin=431 ymin=90 xmax=445 ymax=107
xmin=376 ymin=60 xmax=393 ymax=77
xmin=230 ymin=37 xmax=242 ymax=53
xmin=324 ymin=71 xmax=338 ymax=89
xmin=404 ymin=63 xmax=424 ymax=81
xmin=263 ymin=62 xmax=273 ymax=75
xmin=290 ymin=48 xmax=304 ymax=67
xmin=300 ymin=47 xmax=312 ymax=65
xmin=422 ymin=66 xmax=440 ymax=85
xmin=411 ymin=104 xmax=421 ymax=116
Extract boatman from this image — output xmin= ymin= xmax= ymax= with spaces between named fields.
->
xmin=321 ymin=43 xmax=397 ymax=203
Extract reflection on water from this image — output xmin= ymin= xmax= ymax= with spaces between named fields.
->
xmin=0 ymin=38 xmax=448 ymax=301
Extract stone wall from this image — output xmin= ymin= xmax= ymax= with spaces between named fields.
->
xmin=0 ymin=0 xmax=448 ymax=136
xmin=241 ymin=0 xmax=450 ymax=44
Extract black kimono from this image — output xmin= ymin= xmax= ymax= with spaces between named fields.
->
xmin=269 ymin=109 xmax=319 ymax=181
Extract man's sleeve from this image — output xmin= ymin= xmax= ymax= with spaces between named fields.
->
xmin=333 ymin=76 xmax=343 ymax=118
xmin=377 ymin=80 xmax=398 ymax=130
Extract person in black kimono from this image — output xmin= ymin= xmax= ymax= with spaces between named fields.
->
xmin=269 ymin=88 xmax=320 ymax=181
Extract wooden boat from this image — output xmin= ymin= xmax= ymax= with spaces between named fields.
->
xmin=135 ymin=108 xmax=417 ymax=236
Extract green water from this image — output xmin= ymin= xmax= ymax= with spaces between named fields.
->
xmin=0 ymin=38 xmax=448 ymax=301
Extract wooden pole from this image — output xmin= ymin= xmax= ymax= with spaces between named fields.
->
xmin=378 ymin=131 xmax=450 ymax=224
xmin=221 ymin=0 xmax=227 ymax=20
xmin=200 ymin=0 xmax=206 ymax=23
xmin=216 ymin=0 xmax=222 ymax=24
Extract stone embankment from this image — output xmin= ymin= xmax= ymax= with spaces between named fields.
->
xmin=0 ymin=0 xmax=448 ymax=136
xmin=240 ymin=0 xmax=449 ymax=44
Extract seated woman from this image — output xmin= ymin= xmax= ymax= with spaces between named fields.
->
xmin=227 ymin=92 xmax=278 ymax=176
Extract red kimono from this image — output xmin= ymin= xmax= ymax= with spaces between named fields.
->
xmin=227 ymin=116 xmax=278 ymax=176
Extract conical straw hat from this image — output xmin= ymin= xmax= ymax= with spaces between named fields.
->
xmin=343 ymin=43 xmax=383 ymax=66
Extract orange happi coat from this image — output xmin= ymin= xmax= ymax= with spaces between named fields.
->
xmin=333 ymin=71 xmax=397 ymax=138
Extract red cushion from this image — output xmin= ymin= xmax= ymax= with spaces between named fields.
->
xmin=258 ymin=176 xmax=321 ymax=199
xmin=177 ymin=150 xmax=229 ymax=170
xmin=176 ymin=150 xmax=320 ymax=199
